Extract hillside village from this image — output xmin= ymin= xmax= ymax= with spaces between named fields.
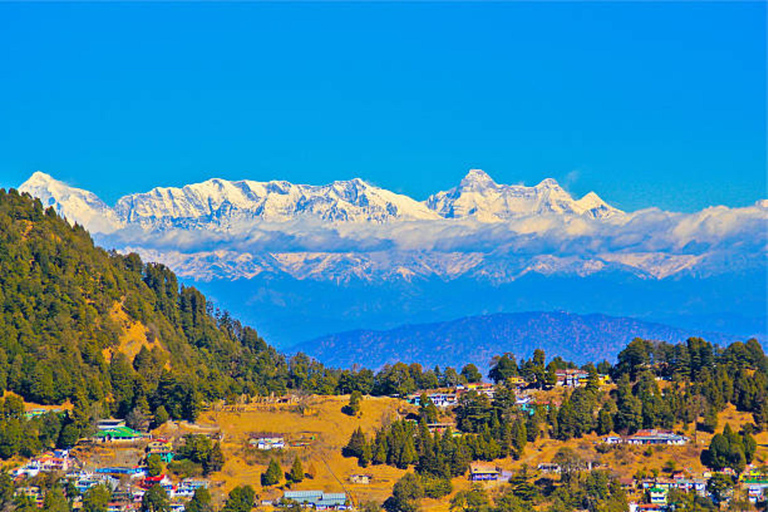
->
xmin=6 ymin=362 xmax=768 ymax=512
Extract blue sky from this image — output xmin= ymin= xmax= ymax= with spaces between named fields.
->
xmin=0 ymin=2 xmax=764 ymax=212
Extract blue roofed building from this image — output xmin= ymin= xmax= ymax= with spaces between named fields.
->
xmin=282 ymin=490 xmax=348 ymax=509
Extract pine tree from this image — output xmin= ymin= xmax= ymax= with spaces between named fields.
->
xmin=222 ymin=486 xmax=255 ymax=512
xmin=203 ymin=442 xmax=224 ymax=475
xmin=288 ymin=456 xmax=305 ymax=483
xmin=141 ymin=485 xmax=170 ymax=512
xmin=261 ymin=459 xmax=283 ymax=486
xmin=185 ymin=488 xmax=213 ymax=512
xmin=344 ymin=427 xmax=369 ymax=460
xmin=42 ymin=487 xmax=70 ymax=512
xmin=511 ymin=418 xmax=527 ymax=458
xmin=343 ymin=391 xmax=363 ymax=416
xmin=597 ymin=406 xmax=614 ymax=435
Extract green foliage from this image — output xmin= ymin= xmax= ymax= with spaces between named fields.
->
xmin=141 ymin=484 xmax=170 ymax=512
xmin=419 ymin=474 xmax=452 ymax=499
xmin=373 ymin=363 xmax=418 ymax=396
xmin=418 ymin=394 xmax=439 ymax=424
xmin=288 ymin=456 xmax=304 ymax=484
xmin=666 ymin=488 xmax=717 ymax=511
xmin=701 ymin=424 xmax=750 ymax=474
xmin=614 ymin=375 xmax=643 ymax=434
xmin=450 ymin=486 xmax=490 ymax=512
xmin=82 ymin=485 xmax=111 ymax=512
xmin=706 ymin=473 xmax=734 ymax=504
xmin=146 ymin=453 xmax=163 ymax=477
xmin=544 ymin=469 xmax=627 ymax=512
xmin=153 ymin=406 xmax=169 ymax=428
xmin=488 ymin=355 xmax=518 ymax=384
xmin=222 ymin=486 xmax=255 ymax=512
xmin=174 ymin=434 xmax=225 ymax=476
xmin=384 ymin=473 xmax=424 ymax=512
xmin=42 ymin=487 xmax=70 ymax=512
xmin=185 ymin=488 xmax=213 ymax=512
xmin=343 ymin=391 xmax=363 ymax=416
xmin=261 ymin=459 xmax=282 ymax=486
xmin=461 ymin=365 xmax=482 ymax=384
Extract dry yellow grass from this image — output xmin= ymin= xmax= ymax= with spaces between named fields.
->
xmin=164 ymin=396 xmax=768 ymax=508
xmin=169 ymin=395 xmax=412 ymax=506
xmin=104 ymin=302 xmax=167 ymax=364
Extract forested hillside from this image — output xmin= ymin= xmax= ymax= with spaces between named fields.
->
xmin=295 ymin=312 xmax=750 ymax=368
xmin=0 ymin=189 xmax=316 ymax=420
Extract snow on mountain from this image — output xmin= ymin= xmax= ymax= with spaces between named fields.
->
xmin=16 ymin=170 xmax=767 ymax=284
xmin=424 ymin=169 xmax=623 ymax=221
xmin=18 ymin=171 xmax=124 ymax=233
xmin=114 ymin=177 xmax=440 ymax=228
xmin=20 ymin=169 xmax=622 ymax=233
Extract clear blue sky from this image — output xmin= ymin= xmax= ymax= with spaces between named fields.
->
xmin=0 ymin=2 xmax=764 ymax=212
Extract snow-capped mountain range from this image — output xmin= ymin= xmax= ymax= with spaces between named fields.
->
xmin=16 ymin=169 xmax=767 ymax=346
xmin=20 ymin=168 xmax=620 ymax=232
xmin=17 ymin=169 xmax=767 ymax=285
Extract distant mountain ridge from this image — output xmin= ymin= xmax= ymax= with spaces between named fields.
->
xmin=20 ymin=169 xmax=620 ymax=231
xmin=293 ymin=311 xmax=750 ymax=370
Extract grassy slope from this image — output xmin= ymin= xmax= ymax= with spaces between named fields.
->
xmin=177 ymin=396 xmax=768 ymax=510
xmin=158 ymin=396 xmax=411 ymax=507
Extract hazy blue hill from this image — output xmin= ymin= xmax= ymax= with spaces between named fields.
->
xmin=293 ymin=311 xmax=749 ymax=370
xmin=195 ymin=270 xmax=766 ymax=349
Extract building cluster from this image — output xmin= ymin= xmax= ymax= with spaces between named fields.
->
xmin=9 ymin=423 xmax=216 ymax=512
xmin=405 ymin=383 xmax=497 ymax=409
xmin=623 ymin=466 xmax=768 ymax=510
xmin=403 ymin=371 xmax=611 ymax=413
xmin=12 ymin=450 xmax=78 ymax=478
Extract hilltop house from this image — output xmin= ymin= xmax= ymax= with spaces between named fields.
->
xmin=555 ymin=369 xmax=589 ymax=387
xmin=407 ymin=392 xmax=458 ymax=408
xmin=648 ymin=487 xmax=668 ymax=506
xmin=96 ymin=419 xmax=126 ymax=430
xmin=537 ymin=463 xmax=561 ymax=474
xmin=12 ymin=450 xmax=77 ymax=478
xmin=602 ymin=430 xmax=688 ymax=446
xmin=282 ymin=490 xmax=348 ymax=509
xmin=349 ymin=474 xmax=372 ymax=485
xmin=626 ymin=430 xmax=688 ymax=446
xmin=469 ymin=463 xmax=501 ymax=481
xmin=457 ymin=383 xmax=495 ymax=399
xmin=250 ymin=436 xmax=285 ymax=450
xmin=172 ymin=479 xmax=209 ymax=498
xmin=147 ymin=438 xmax=174 ymax=462
xmin=93 ymin=426 xmax=144 ymax=443
xmin=742 ymin=478 xmax=768 ymax=504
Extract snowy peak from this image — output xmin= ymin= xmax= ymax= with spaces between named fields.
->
xmin=19 ymin=168 xmax=624 ymax=233
xmin=574 ymin=191 xmax=621 ymax=218
xmin=19 ymin=171 xmax=123 ymax=233
xmin=459 ymin=169 xmax=497 ymax=191
xmin=425 ymin=170 xmax=622 ymax=220
xmin=114 ymin=176 xmax=439 ymax=226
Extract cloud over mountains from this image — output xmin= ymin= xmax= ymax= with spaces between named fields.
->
xmin=17 ymin=169 xmax=767 ymax=284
